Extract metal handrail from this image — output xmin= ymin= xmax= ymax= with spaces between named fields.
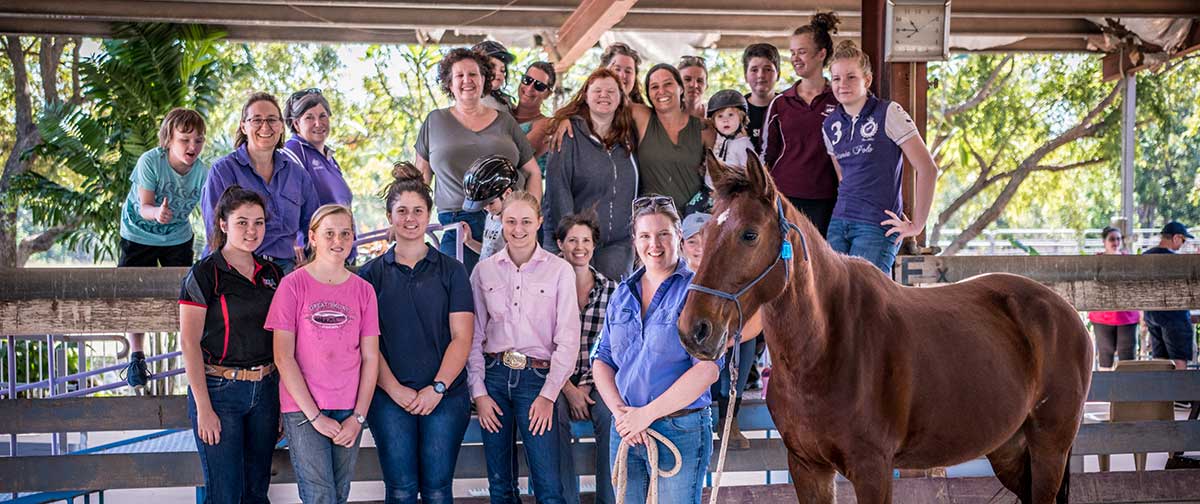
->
xmin=354 ymin=222 xmax=465 ymax=263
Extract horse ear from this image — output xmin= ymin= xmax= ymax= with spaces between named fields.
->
xmin=744 ymin=149 xmax=775 ymax=198
xmin=705 ymin=150 xmax=734 ymax=189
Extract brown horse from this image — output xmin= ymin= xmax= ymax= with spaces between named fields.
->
xmin=678 ymin=153 xmax=1092 ymax=504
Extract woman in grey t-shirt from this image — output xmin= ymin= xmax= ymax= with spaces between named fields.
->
xmin=415 ymin=48 xmax=540 ymax=272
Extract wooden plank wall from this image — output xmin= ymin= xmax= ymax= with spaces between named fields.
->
xmin=895 ymin=255 xmax=1200 ymax=311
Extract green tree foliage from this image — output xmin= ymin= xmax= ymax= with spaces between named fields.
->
xmin=1133 ymin=56 xmax=1200 ymax=228
xmin=13 ymin=23 xmax=243 ymax=261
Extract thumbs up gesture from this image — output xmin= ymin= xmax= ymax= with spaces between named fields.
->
xmin=156 ymin=197 xmax=173 ymax=224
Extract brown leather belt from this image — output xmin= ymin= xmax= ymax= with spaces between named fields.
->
xmin=205 ymin=363 xmax=276 ymax=382
xmin=666 ymin=407 xmax=704 ymax=418
xmin=486 ymin=351 xmax=551 ymax=370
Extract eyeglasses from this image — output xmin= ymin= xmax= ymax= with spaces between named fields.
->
xmin=632 ymin=195 xmax=677 ymax=216
xmin=289 ymin=88 xmax=322 ymax=102
xmin=244 ymin=117 xmax=283 ymax=129
xmin=521 ymin=75 xmax=549 ymax=93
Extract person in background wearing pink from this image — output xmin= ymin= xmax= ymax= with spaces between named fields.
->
xmin=1089 ymin=226 xmax=1140 ymax=370
xmin=267 ymin=204 xmax=381 ymax=503
xmin=469 ymin=191 xmax=581 ymax=503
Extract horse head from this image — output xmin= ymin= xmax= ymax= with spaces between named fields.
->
xmin=678 ymin=150 xmax=808 ymax=361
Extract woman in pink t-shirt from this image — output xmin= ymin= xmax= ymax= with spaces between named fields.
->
xmin=266 ymin=204 xmax=381 ymax=503
xmin=1089 ymin=226 xmax=1140 ymax=369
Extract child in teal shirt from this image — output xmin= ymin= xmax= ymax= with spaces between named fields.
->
xmin=118 ymin=107 xmax=208 ymax=390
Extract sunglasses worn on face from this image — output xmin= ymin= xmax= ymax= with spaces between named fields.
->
xmin=521 ymin=75 xmax=549 ymax=93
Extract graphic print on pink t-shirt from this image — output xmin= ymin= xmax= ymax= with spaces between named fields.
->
xmin=264 ymin=269 xmax=380 ymax=413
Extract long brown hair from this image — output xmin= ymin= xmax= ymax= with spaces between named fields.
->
xmin=551 ymin=68 xmax=635 ymax=152
xmin=208 ymin=185 xmax=267 ymax=251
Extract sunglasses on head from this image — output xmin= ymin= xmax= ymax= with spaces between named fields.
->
xmin=521 ymin=75 xmax=549 ymax=93
xmin=289 ymin=88 xmax=322 ymax=102
xmin=632 ymin=195 xmax=676 ymax=216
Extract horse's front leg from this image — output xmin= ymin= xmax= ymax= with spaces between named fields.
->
xmin=787 ymin=452 xmax=837 ymax=503
xmin=842 ymin=455 xmax=895 ymax=504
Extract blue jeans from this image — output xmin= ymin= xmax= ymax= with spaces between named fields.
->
xmin=282 ymin=409 xmax=363 ymax=504
xmin=437 ymin=210 xmax=486 ymax=273
xmin=827 ymin=218 xmax=901 ymax=275
xmin=557 ymin=387 xmax=614 ymax=504
xmin=188 ymin=372 xmax=280 ymax=504
xmin=482 ymin=358 xmax=565 ymax=504
xmin=368 ymin=387 xmax=471 ymax=504
xmin=608 ymin=408 xmax=713 ymax=504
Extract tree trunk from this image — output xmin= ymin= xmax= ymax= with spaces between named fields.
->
xmin=0 ymin=208 xmax=17 ymax=268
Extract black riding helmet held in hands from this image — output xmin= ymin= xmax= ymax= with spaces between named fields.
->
xmin=462 ymin=155 xmax=519 ymax=212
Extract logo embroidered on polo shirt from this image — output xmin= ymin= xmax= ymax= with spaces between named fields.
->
xmin=262 ymin=277 xmax=278 ymax=289
xmin=823 ymin=104 xmax=837 ymax=116
xmin=861 ymin=117 xmax=878 ymax=140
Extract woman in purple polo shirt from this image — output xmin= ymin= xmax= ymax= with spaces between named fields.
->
xmin=822 ymin=41 xmax=937 ymax=275
xmin=284 ymin=89 xmax=355 ymax=263
xmin=762 ymin=12 xmax=843 ymax=237
xmin=592 ymin=195 xmax=722 ymax=504
xmin=202 ymin=92 xmax=319 ymax=273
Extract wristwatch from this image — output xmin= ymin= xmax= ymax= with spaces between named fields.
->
xmin=354 ymin=413 xmax=366 ymax=425
xmin=433 ymin=381 xmax=447 ymax=394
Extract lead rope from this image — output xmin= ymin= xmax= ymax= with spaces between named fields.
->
xmin=613 ymin=427 xmax=683 ymax=504
xmin=709 ymin=343 xmax=740 ymax=504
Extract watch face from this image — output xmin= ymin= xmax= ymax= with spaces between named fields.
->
xmin=889 ymin=3 xmax=948 ymax=61
xmin=434 ymin=381 xmax=446 ymax=393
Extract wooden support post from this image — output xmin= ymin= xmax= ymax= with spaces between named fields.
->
xmin=862 ymin=0 xmax=889 ymax=98
xmin=888 ymin=62 xmax=930 ymax=253
xmin=548 ymin=0 xmax=638 ymax=75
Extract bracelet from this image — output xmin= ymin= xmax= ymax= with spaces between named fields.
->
xmin=296 ymin=412 xmax=320 ymax=427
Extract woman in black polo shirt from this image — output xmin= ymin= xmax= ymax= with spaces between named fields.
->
xmin=357 ymin=163 xmax=475 ymax=503
xmin=179 ymin=185 xmax=284 ymax=503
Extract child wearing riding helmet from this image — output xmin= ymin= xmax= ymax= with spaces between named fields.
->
xmin=821 ymin=41 xmax=937 ymax=275
xmin=460 ymin=155 xmax=520 ymax=261
xmin=707 ymin=89 xmax=756 ymax=172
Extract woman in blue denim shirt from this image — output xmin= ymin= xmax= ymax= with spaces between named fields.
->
xmin=591 ymin=195 xmax=722 ymax=504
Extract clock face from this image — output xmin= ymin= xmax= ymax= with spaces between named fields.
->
xmin=888 ymin=2 xmax=948 ymax=61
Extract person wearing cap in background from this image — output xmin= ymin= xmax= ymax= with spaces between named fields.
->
xmin=681 ymin=211 xmax=757 ymax=450
xmin=473 ymin=40 xmax=518 ymax=115
xmin=460 ymin=155 xmax=520 ymax=263
xmin=678 ymin=55 xmax=709 ymax=119
xmin=1142 ymin=221 xmax=1196 ymax=371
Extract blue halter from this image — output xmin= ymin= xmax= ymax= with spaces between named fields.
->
xmin=686 ymin=197 xmax=808 ymax=352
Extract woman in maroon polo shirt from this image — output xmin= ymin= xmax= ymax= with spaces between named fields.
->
xmin=762 ymin=12 xmax=843 ymax=237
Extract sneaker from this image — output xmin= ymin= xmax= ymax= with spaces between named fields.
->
xmin=122 ymin=352 xmax=151 ymax=392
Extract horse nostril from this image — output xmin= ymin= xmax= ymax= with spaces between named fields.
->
xmin=694 ymin=320 xmax=712 ymax=344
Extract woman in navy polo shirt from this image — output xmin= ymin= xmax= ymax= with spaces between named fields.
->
xmin=202 ymin=91 xmax=319 ymax=273
xmin=592 ymin=195 xmax=722 ymax=504
xmin=357 ymin=162 xmax=475 ymax=504
xmin=179 ymin=185 xmax=284 ymax=504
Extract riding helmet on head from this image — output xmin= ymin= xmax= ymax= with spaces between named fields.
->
xmin=472 ymin=40 xmax=515 ymax=66
xmin=706 ymin=89 xmax=749 ymax=117
xmin=462 ymin=155 xmax=519 ymax=211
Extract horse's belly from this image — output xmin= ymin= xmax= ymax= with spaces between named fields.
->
xmin=894 ymin=394 xmax=1030 ymax=468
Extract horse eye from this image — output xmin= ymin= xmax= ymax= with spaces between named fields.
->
xmin=741 ymin=230 xmax=759 ymax=243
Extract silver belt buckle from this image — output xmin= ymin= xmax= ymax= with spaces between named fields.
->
xmin=501 ymin=351 xmax=528 ymax=370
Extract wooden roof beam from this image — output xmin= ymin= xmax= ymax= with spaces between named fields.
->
xmin=952 ymin=0 xmax=1200 ymax=18
xmin=550 ymin=0 xmax=637 ymax=74
xmin=1102 ymin=21 xmax=1200 ymax=81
